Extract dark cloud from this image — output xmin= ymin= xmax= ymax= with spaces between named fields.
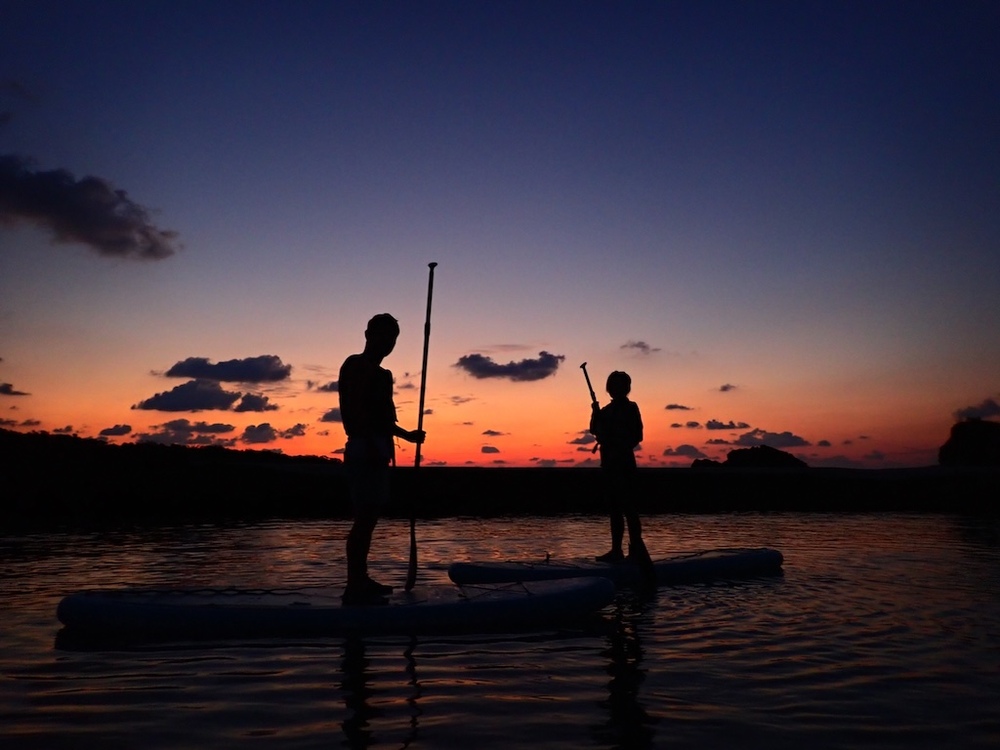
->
xmin=165 ymin=355 xmax=291 ymax=382
xmin=954 ymin=397 xmax=1000 ymax=421
xmin=481 ymin=445 xmax=500 ymax=453
xmin=665 ymin=403 xmax=693 ymax=411
xmin=53 ymin=425 xmax=74 ymax=434
xmin=242 ymin=424 xmax=278 ymax=444
xmin=0 ymin=383 xmax=29 ymax=396
xmin=99 ymin=424 xmax=132 ymax=437
xmin=530 ymin=457 xmax=575 ymax=466
xmin=135 ymin=418 xmax=236 ymax=446
xmin=161 ymin=419 xmax=235 ymax=434
xmin=238 ymin=422 xmax=307 ymax=443
xmin=621 ymin=340 xmax=660 ymax=355
xmin=320 ymin=407 xmax=342 ymax=423
xmin=568 ymin=432 xmax=596 ymax=445
xmin=482 ymin=429 xmax=506 ymax=436
xmin=316 ymin=381 xmax=339 ymax=392
xmin=719 ymin=383 xmax=737 ymax=392
xmin=454 ymin=351 xmax=565 ymax=382
xmin=706 ymin=419 xmax=750 ymax=430
xmin=0 ymin=154 xmax=180 ymax=259
xmin=735 ymin=428 xmax=811 ymax=449
xmin=233 ymin=393 xmax=279 ymax=412
xmin=132 ymin=379 xmax=242 ymax=411
xmin=663 ymin=444 xmax=709 ymax=459
xmin=817 ymin=439 xmax=832 ymax=447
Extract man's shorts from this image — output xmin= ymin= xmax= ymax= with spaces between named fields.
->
xmin=348 ymin=463 xmax=391 ymax=514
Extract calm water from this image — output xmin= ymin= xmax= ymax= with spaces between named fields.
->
xmin=2 ymin=513 xmax=999 ymax=749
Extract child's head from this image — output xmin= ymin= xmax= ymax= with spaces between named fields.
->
xmin=606 ymin=370 xmax=632 ymax=399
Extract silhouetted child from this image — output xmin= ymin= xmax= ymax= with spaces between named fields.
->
xmin=589 ymin=371 xmax=652 ymax=575
xmin=339 ymin=313 xmax=425 ymax=604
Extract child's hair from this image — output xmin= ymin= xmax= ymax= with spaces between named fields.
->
xmin=606 ymin=370 xmax=632 ymax=397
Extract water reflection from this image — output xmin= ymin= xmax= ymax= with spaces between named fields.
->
xmin=339 ymin=637 xmax=422 ymax=749
xmin=595 ymin=591 xmax=659 ymax=748
xmin=339 ymin=637 xmax=376 ymax=748
xmin=403 ymin=637 xmax=422 ymax=748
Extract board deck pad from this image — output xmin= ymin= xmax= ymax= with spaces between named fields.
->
xmin=56 ymin=577 xmax=616 ymax=641
xmin=448 ymin=547 xmax=784 ymax=587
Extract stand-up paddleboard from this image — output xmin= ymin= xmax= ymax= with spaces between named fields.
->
xmin=448 ymin=547 xmax=784 ymax=587
xmin=55 ymin=578 xmax=616 ymax=641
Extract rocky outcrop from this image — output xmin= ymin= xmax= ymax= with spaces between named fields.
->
xmin=692 ymin=444 xmax=808 ymax=469
xmin=724 ymin=444 xmax=808 ymax=468
xmin=939 ymin=419 xmax=1000 ymax=467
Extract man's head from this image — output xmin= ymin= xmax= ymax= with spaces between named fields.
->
xmin=364 ymin=313 xmax=400 ymax=358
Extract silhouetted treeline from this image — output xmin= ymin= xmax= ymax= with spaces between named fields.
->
xmin=2 ymin=429 xmax=344 ymax=527
xmin=2 ymin=428 xmax=997 ymax=528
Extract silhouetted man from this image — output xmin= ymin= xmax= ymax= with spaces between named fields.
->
xmin=339 ymin=313 xmax=424 ymax=604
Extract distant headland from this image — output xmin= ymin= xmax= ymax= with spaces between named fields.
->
xmin=2 ymin=426 xmax=997 ymax=527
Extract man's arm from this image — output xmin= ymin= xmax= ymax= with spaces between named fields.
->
xmin=393 ymin=424 xmax=425 ymax=443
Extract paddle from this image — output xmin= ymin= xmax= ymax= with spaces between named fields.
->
xmin=405 ymin=261 xmax=437 ymax=592
xmin=580 ymin=361 xmax=598 ymax=408
xmin=581 ymin=362 xmax=599 ymax=454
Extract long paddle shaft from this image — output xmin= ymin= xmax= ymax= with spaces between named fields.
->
xmin=405 ymin=262 xmax=437 ymax=592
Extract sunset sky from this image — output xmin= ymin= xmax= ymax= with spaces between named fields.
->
xmin=2 ymin=1 xmax=998 ymax=468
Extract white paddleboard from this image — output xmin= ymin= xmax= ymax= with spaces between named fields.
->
xmin=448 ymin=547 xmax=784 ymax=587
xmin=56 ymin=577 xmax=616 ymax=640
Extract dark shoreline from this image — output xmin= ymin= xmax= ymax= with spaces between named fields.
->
xmin=3 ymin=429 xmax=998 ymax=528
